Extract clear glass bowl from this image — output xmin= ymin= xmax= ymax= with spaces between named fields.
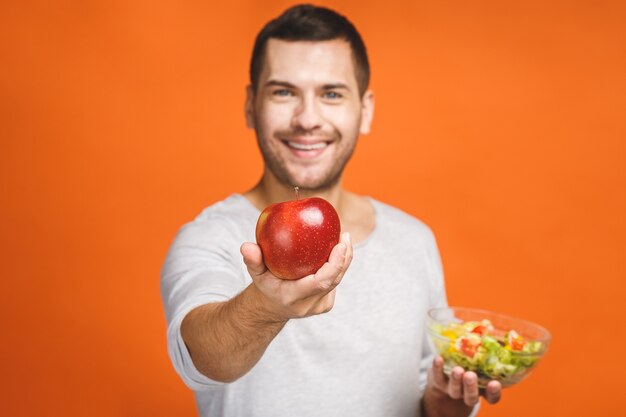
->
xmin=427 ymin=307 xmax=551 ymax=388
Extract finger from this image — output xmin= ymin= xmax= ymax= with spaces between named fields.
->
xmin=334 ymin=232 xmax=353 ymax=285
xmin=341 ymin=232 xmax=352 ymax=256
xmin=447 ymin=366 xmax=464 ymax=400
xmin=291 ymin=237 xmax=350 ymax=298
xmin=329 ymin=238 xmax=348 ymax=266
xmin=431 ymin=356 xmax=448 ymax=388
xmin=484 ymin=380 xmax=502 ymax=404
xmin=311 ymin=241 xmax=348 ymax=291
xmin=240 ymin=242 xmax=268 ymax=278
xmin=462 ymin=372 xmax=480 ymax=406
xmin=343 ymin=233 xmax=353 ymax=266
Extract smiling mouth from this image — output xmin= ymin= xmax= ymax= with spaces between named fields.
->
xmin=283 ymin=141 xmax=330 ymax=151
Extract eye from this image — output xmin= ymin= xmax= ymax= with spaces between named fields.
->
xmin=272 ymin=89 xmax=294 ymax=97
xmin=323 ymin=91 xmax=343 ymax=100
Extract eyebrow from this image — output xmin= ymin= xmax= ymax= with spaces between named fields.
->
xmin=265 ymin=80 xmax=297 ymax=89
xmin=264 ymin=80 xmax=350 ymax=90
xmin=321 ymin=83 xmax=350 ymax=90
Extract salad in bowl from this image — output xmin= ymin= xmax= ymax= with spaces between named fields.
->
xmin=427 ymin=307 xmax=551 ymax=388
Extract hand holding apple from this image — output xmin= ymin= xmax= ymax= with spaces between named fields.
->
xmin=240 ymin=231 xmax=352 ymax=320
xmin=255 ymin=194 xmax=341 ymax=280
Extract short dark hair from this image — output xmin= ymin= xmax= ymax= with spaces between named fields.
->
xmin=250 ymin=4 xmax=370 ymax=96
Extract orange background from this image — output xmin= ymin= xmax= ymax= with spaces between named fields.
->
xmin=2 ymin=1 xmax=625 ymax=416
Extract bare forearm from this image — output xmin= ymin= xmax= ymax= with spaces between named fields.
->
xmin=179 ymin=237 xmax=352 ymax=383
xmin=180 ymin=284 xmax=287 ymax=382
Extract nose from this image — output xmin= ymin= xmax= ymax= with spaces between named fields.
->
xmin=291 ymin=95 xmax=322 ymax=131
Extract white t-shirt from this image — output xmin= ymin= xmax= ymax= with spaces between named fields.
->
xmin=161 ymin=194 xmax=450 ymax=417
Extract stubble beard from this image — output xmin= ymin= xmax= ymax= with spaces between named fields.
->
xmin=256 ymin=127 xmax=358 ymax=192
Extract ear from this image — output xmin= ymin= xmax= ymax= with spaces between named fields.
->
xmin=245 ymin=85 xmax=255 ymax=129
xmin=359 ymin=90 xmax=375 ymax=135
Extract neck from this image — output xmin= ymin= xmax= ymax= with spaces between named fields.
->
xmin=244 ymin=170 xmax=347 ymax=215
xmin=244 ymin=169 xmax=376 ymax=244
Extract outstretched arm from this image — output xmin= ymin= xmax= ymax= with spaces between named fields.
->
xmin=180 ymin=233 xmax=353 ymax=382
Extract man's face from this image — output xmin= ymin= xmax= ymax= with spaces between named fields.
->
xmin=246 ymin=38 xmax=374 ymax=191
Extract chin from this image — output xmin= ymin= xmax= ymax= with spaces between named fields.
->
xmin=286 ymin=174 xmax=340 ymax=192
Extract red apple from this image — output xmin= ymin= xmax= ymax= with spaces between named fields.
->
xmin=255 ymin=196 xmax=341 ymax=280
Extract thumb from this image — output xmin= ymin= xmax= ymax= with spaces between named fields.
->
xmin=240 ymin=242 xmax=268 ymax=278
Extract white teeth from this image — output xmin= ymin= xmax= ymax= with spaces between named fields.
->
xmin=287 ymin=141 xmax=327 ymax=150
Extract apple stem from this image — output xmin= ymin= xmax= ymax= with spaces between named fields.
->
xmin=294 ymin=186 xmax=300 ymax=200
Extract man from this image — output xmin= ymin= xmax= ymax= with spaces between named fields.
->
xmin=161 ymin=4 xmax=502 ymax=416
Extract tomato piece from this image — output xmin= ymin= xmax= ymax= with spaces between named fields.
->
xmin=457 ymin=337 xmax=482 ymax=358
xmin=471 ymin=325 xmax=488 ymax=336
xmin=510 ymin=338 xmax=526 ymax=351
xmin=507 ymin=330 xmax=526 ymax=351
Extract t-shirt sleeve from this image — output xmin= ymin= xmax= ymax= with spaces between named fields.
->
xmin=160 ymin=216 xmax=248 ymax=390
xmin=418 ymin=229 xmax=448 ymax=393
xmin=417 ymin=229 xmax=480 ymax=416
